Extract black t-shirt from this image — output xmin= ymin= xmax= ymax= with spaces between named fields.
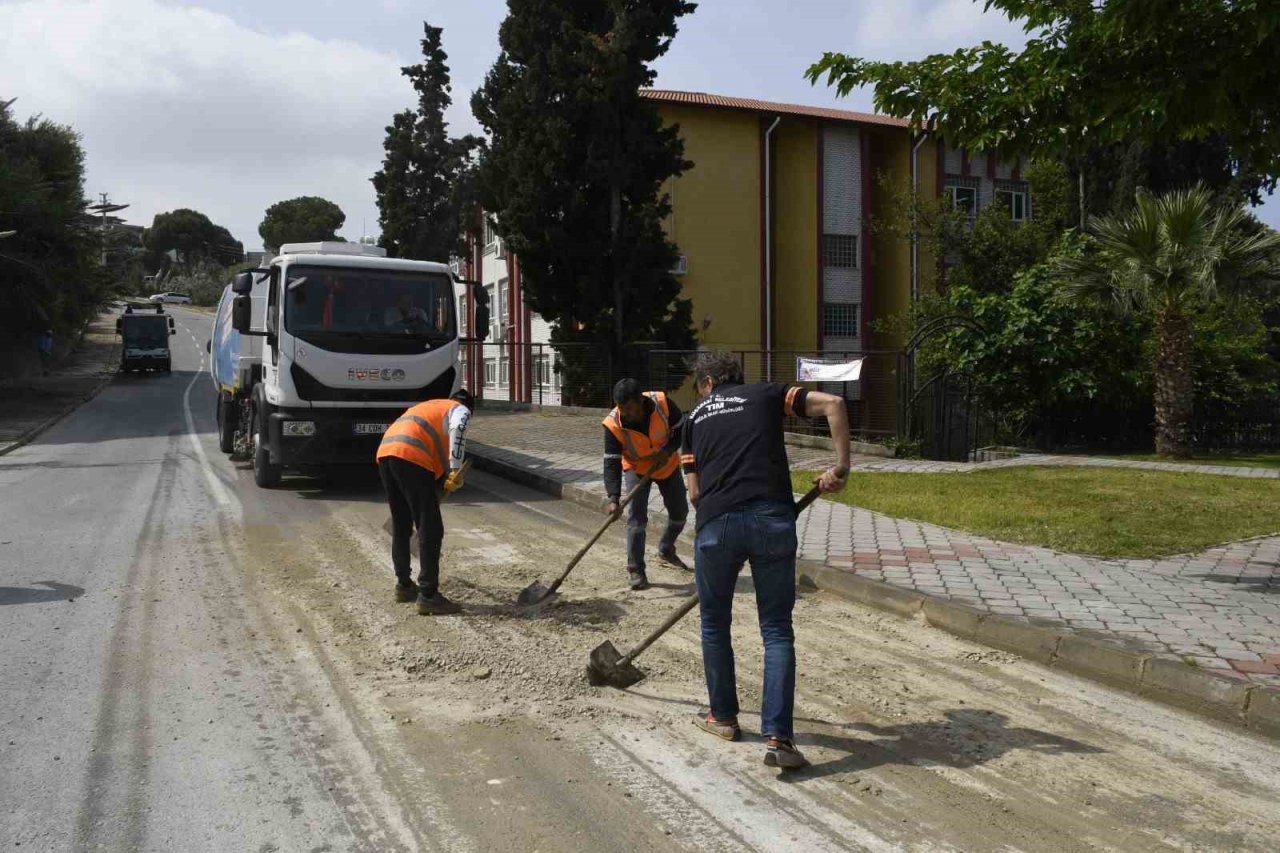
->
xmin=681 ymin=382 xmax=808 ymax=531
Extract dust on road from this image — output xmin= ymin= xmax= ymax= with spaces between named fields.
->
xmin=226 ymin=466 xmax=1280 ymax=852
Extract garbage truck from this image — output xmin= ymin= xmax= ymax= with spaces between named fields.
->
xmin=117 ymin=305 xmax=175 ymax=372
xmin=210 ymin=242 xmax=488 ymax=487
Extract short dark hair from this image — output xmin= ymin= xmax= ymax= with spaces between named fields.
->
xmin=612 ymin=378 xmax=642 ymax=406
xmin=451 ymin=388 xmax=475 ymax=411
xmin=693 ymin=350 xmax=743 ymax=387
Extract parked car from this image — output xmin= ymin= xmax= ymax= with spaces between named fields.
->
xmin=148 ymin=292 xmax=193 ymax=305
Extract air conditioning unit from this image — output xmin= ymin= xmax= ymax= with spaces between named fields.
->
xmin=670 ymin=254 xmax=688 ymax=275
xmin=495 ymin=239 xmax=507 ymax=260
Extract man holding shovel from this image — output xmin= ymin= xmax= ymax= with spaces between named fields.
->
xmin=603 ymin=379 xmax=689 ymax=591
xmin=377 ymin=389 xmax=473 ymax=615
xmin=682 ymin=351 xmax=849 ymax=769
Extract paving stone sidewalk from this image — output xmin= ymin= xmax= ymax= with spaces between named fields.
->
xmin=469 ymin=408 xmax=1280 ymax=688
xmin=0 ymin=309 xmax=121 ymax=454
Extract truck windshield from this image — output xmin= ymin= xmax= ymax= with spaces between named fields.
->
xmin=122 ymin=316 xmax=169 ymax=349
xmin=284 ymin=266 xmax=455 ymax=341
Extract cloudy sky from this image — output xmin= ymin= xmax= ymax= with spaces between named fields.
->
xmin=2 ymin=0 xmax=1275 ymax=251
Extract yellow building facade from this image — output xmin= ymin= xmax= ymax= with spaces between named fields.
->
xmin=646 ymin=90 xmax=940 ymax=435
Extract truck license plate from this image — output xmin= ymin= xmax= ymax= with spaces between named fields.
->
xmin=353 ymin=423 xmax=389 ymax=435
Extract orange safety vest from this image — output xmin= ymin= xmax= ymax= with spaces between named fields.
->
xmin=602 ymin=391 xmax=680 ymax=480
xmin=375 ymin=399 xmax=458 ymax=476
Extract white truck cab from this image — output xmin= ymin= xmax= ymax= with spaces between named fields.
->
xmin=222 ymin=242 xmax=488 ymax=487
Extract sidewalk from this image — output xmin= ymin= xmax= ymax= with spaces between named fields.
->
xmin=468 ymin=408 xmax=1280 ymax=732
xmin=0 ymin=309 xmax=121 ymax=455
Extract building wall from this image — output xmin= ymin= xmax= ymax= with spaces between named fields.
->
xmin=658 ymin=104 xmax=762 ymax=350
xmin=772 ymin=118 xmax=819 ymax=353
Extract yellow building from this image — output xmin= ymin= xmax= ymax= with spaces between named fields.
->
xmin=643 ymin=90 xmax=937 ymax=436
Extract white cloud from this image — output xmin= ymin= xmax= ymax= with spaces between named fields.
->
xmin=0 ymin=0 xmax=414 ymax=250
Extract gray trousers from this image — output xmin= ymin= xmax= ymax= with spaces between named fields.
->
xmin=624 ymin=469 xmax=689 ymax=571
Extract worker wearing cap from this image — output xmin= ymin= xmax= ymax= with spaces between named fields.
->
xmin=682 ymin=351 xmax=849 ymax=770
xmin=377 ymin=389 xmax=474 ymax=615
xmin=602 ymin=379 xmax=689 ymax=591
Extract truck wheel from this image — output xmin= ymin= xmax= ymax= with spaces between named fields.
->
xmin=217 ymin=396 xmax=236 ymax=454
xmin=251 ymin=407 xmax=282 ymax=488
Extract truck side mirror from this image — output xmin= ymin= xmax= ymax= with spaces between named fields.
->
xmin=232 ymin=272 xmax=255 ymax=295
xmin=232 ymin=294 xmax=252 ymax=333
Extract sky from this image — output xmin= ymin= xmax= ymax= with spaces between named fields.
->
xmin=2 ymin=0 xmax=1276 ymax=252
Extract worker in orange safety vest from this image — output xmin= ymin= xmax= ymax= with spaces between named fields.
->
xmin=602 ymin=379 xmax=689 ymax=591
xmin=377 ymin=389 xmax=473 ymax=615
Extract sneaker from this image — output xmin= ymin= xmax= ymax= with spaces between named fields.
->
xmin=763 ymin=737 xmax=809 ymax=770
xmin=416 ymin=592 xmax=462 ymax=615
xmin=693 ymin=712 xmax=741 ymax=741
xmin=395 ymin=579 xmax=419 ymax=602
xmin=658 ymin=549 xmax=690 ymax=572
xmin=628 ymin=570 xmax=650 ymax=591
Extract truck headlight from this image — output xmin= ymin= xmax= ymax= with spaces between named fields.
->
xmin=282 ymin=421 xmax=316 ymax=437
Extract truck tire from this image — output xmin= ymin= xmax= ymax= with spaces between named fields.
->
xmin=217 ymin=395 xmax=237 ymax=454
xmin=251 ymin=406 xmax=282 ymax=488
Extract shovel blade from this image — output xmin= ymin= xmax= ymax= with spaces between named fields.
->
xmin=516 ymin=580 xmax=552 ymax=607
xmin=381 ymin=518 xmax=419 ymax=553
xmin=586 ymin=640 xmax=646 ymax=689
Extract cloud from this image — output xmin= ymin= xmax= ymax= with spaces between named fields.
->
xmin=0 ymin=0 xmax=413 ymax=250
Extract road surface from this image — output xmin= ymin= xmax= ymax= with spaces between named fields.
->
xmin=2 ymin=307 xmax=1280 ymax=851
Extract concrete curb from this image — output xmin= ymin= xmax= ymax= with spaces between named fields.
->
xmin=795 ymin=562 xmax=1279 ymax=741
xmin=783 ymin=431 xmax=894 ymax=458
xmin=467 ymin=444 xmax=1280 ymax=741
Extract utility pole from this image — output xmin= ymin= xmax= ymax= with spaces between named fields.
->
xmin=86 ymin=193 xmax=130 ymax=266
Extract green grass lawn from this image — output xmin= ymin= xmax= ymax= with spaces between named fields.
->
xmin=1097 ymin=452 xmax=1280 ymax=470
xmin=793 ymin=467 xmax=1280 ymax=558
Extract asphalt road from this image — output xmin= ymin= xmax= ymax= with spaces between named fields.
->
xmin=4 ymin=307 xmax=1280 ymax=852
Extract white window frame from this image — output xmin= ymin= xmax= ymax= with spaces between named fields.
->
xmin=995 ymin=183 xmax=1030 ymax=222
xmin=484 ymin=358 xmax=497 ymax=386
xmin=945 ymin=182 xmax=979 ymax=218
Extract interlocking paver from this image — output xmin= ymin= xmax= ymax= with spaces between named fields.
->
xmin=467 ymin=409 xmax=1280 ymax=687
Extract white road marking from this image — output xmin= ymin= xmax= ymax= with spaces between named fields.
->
xmin=178 ymin=318 xmax=237 ymax=511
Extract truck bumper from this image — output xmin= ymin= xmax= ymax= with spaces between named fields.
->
xmin=267 ymin=408 xmax=397 ymax=467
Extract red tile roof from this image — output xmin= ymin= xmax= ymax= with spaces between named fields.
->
xmin=641 ymin=89 xmax=910 ymax=129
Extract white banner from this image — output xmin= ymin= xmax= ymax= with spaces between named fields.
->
xmin=796 ymin=357 xmax=863 ymax=383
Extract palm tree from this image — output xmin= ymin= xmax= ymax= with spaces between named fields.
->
xmin=1054 ymin=186 xmax=1280 ymax=457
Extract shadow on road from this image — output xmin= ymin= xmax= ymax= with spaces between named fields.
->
xmin=783 ymin=708 xmax=1103 ymax=783
xmin=0 ymin=581 xmax=85 ymax=605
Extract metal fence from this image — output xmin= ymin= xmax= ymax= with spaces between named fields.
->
xmin=461 ymin=341 xmax=623 ymax=408
xmin=648 ymin=349 xmax=901 ymax=439
xmin=1193 ymin=399 xmax=1280 ymax=451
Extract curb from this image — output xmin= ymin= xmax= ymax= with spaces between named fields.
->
xmin=468 ymin=444 xmax=605 ymax=515
xmin=0 ymin=364 xmax=119 ymax=457
xmin=796 ymin=561 xmax=1279 ymax=740
xmin=784 ymin=431 xmax=894 ymax=458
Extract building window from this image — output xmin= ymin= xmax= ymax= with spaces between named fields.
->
xmin=822 ymin=234 xmax=858 ymax=269
xmin=485 ymin=284 xmax=497 ymax=340
xmin=535 ymin=355 xmax=551 ymax=387
xmin=484 ymin=219 xmax=497 ymax=248
xmin=484 ymin=359 xmax=497 ymax=386
xmin=996 ymin=181 xmax=1030 ymax=221
xmin=823 ymin=302 xmax=858 ymax=338
xmin=499 ymin=359 xmax=510 ymax=386
xmin=944 ymin=176 xmax=981 ymax=219
xmin=458 ymin=296 xmax=467 ymax=335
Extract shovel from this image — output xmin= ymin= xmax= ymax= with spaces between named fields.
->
xmin=516 ymin=471 xmax=654 ymax=607
xmin=586 ymin=483 xmax=825 ymax=689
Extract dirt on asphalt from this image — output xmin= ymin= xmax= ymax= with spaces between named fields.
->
xmin=216 ymin=464 xmax=1280 ymax=852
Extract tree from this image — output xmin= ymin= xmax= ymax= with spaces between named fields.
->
xmin=372 ymin=23 xmax=482 ymax=261
xmin=1053 ymin=186 xmax=1280 ymax=457
xmin=0 ymin=96 xmax=107 ymax=342
xmin=143 ymin=208 xmax=242 ymax=267
xmin=472 ymin=0 xmax=697 ymax=365
xmin=258 ymin=196 xmax=345 ymax=252
xmin=808 ymin=2 xmax=1280 ymax=197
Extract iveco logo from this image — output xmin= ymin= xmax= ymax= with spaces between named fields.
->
xmin=348 ymin=368 xmax=407 ymax=382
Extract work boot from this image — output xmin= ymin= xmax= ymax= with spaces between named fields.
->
xmin=416 ymin=592 xmax=462 ymax=616
xmin=658 ymin=548 xmax=690 ymax=572
xmin=628 ymin=570 xmax=650 ymax=591
xmin=394 ymin=579 xmax=419 ymax=603
xmin=693 ymin=712 xmax=741 ymax=741
xmin=763 ymin=737 xmax=809 ymax=770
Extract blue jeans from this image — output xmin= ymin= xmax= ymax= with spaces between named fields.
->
xmin=694 ymin=500 xmax=798 ymax=740
xmin=624 ymin=470 xmax=688 ymax=571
